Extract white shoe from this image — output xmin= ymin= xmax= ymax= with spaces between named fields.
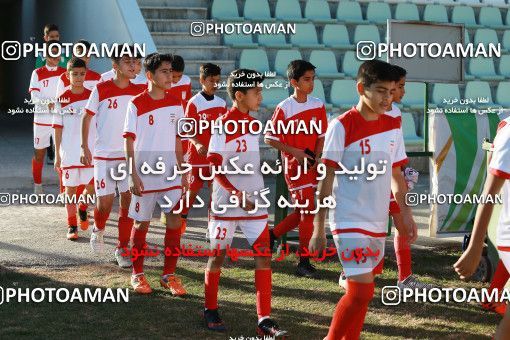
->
xmin=338 ymin=271 xmax=347 ymax=290
xmin=115 ymin=247 xmax=132 ymax=268
xmin=90 ymin=227 xmax=105 ymax=254
xmin=34 ymin=184 xmax=43 ymax=194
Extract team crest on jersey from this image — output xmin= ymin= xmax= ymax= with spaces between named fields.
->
xmin=169 ymin=113 xmax=176 ymax=123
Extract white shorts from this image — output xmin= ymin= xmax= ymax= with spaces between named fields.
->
xmin=208 ymin=219 xmax=269 ymax=250
xmin=62 ymin=167 xmax=94 ymax=187
xmin=33 ymin=124 xmax=53 ymax=149
xmin=129 ymin=188 xmax=182 ymax=222
xmin=93 ymin=159 xmax=129 ymax=197
xmin=333 ymin=232 xmax=386 ymax=277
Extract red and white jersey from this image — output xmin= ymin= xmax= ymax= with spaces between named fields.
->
xmin=385 ymin=103 xmax=403 ymax=211
xmin=52 ymin=89 xmax=94 ymax=170
xmin=186 ymin=92 xmax=227 ymax=167
xmin=265 ymin=95 xmax=328 ymax=191
xmin=207 ymin=108 xmax=268 ymax=220
xmin=123 ymin=90 xmax=184 ymax=193
xmin=100 ymin=69 xmax=147 ymax=85
xmin=489 ymin=117 xmax=510 ymax=248
xmin=100 ymin=69 xmax=115 ymax=82
xmin=28 ymin=65 xmax=66 ymax=125
xmin=85 ymin=80 xmax=145 ymax=160
xmin=55 ymin=69 xmax=101 ymax=97
xmin=385 ymin=103 xmax=402 ymax=121
xmin=132 ymin=73 xmax=148 ymax=85
xmin=321 ymin=107 xmax=408 ymax=236
xmin=168 ymin=74 xmax=192 ymax=105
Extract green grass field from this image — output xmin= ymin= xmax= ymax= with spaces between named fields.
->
xmin=0 ymin=243 xmax=500 ymax=340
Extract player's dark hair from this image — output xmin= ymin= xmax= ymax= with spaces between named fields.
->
xmin=143 ymin=52 xmax=173 ymax=74
xmin=357 ymin=60 xmax=395 ymax=88
xmin=200 ymin=63 xmax=221 ymax=79
xmin=171 ymin=55 xmax=185 ymax=72
xmin=46 ymin=40 xmax=60 ymax=55
xmin=226 ymin=68 xmax=264 ymax=101
xmin=392 ymin=65 xmax=407 ymax=81
xmin=67 ymin=57 xmax=87 ymax=70
xmin=287 ymin=60 xmax=316 ymax=81
xmin=44 ymin=24 xmax=59 ymax=36
xmin=75 ymin=39 xmax=91 ymax=53
xmin=110 ymin=45 xmax=142 ymax=63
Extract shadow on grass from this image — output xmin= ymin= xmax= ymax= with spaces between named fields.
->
xmin=0 ymin=265 xmax=330 ymax=339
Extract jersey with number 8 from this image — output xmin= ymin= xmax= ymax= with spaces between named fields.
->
xmin=123 ymin=90 xmax=184 ymax=193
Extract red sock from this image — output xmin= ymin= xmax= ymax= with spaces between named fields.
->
xmin=117 ymin=207 xmax=133 ymax=249
xmin=394 ymin=235 xmax=412 ymax=281
xmin=272 ymin=211 xmax=300 ymax=238
xmin=78 ymin=203 xmax=88 ymax=212
xmin=76 ymin=185 xmax=85 ymax=198
xmin=489 ymin=260 xmax=510 ymax=295
xmin=177 ymin=191 xmax=194 ymax=217
xmin=298 ymin=214 xmax=314 ymax=258
xmin=342 ymin=287 xmax=371 ymax=339
xmin=32 ymin=158 xmax=43 ymax=185
xmin=205 ymin=270 xmax=221 ymax=310
xmin=326 ymin=280 xmax=374 ymax=340
xmin=255 ymin=268 xmax=272 ymax=319
xmin=93 ymin=207 xmax=110 ymax=230
xmin=66 ymin=203 xmax=77 ymax=226
xmin=131 ymin=227 xmax=148 ymax=275
xmin=163 ymin=227 xmax=181 ymax=276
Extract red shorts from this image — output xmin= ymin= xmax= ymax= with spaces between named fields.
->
xmin=290 ymin=186 xmax=316 ymax=213
xmin=389 ymin=200 xmax=401 ymax=214
xmin=389 ymin=192 xmax=401 ymax=214
xmin=187 ymin=166 xmax=212 ymax=192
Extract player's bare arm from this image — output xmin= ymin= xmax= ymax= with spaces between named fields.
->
xmin=312 ymin=136 xmax=325 ymax=170
xmin=309 ymin=165 xmax=335 ymax=254
xmin=53 ymin=126 xmax=62 ymax=171
xmin=454 ymin=173 xmax=505 ymax=280
xmin=175 ymin=135 xmax=188 ymax=189
xmin=391 ymin=167 xmax=418 ymax=243
xmin=125 ymin=136 xmax=143 ymax=196
xmin=80 ymin=113 xmax=92 ymax=166
xmin=189 ymin=136 xmax=207 ymax=156
xmin=264 ymin=138 xmax=311 ymax=165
